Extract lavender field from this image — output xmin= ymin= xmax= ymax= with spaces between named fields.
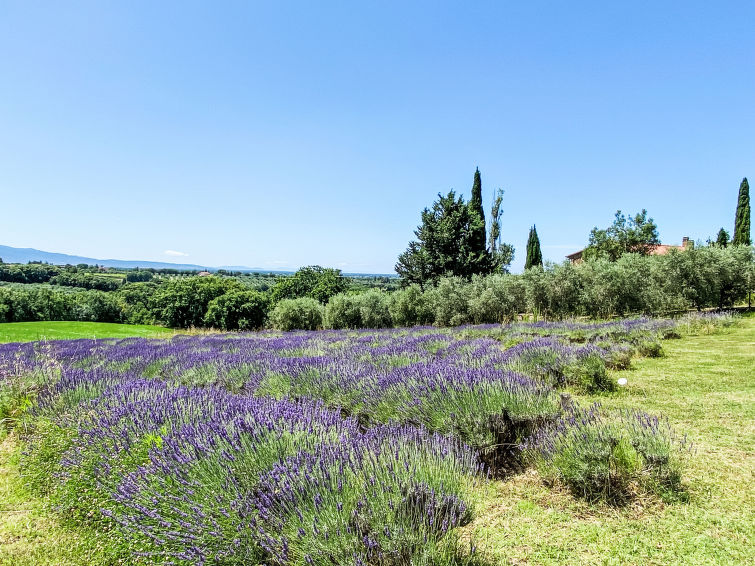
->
xmin=0 ymin=315 xmax=727 ymax=565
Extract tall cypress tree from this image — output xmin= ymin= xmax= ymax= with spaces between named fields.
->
xmin=468 ymin=168 xmax=487 ymax=254
xmin=525 ymin=225 xmax=543 ymax=269
xmin=465 ymin=167 xmax=490 ymax=273
xmin=734 ymin=177 xmax=751 ymax=246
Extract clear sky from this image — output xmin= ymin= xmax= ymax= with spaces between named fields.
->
xmin=1 ymin=1 xmax=753 ymax=273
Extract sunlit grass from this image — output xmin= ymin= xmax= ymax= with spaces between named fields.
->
xmin=464 ymin=316 xmax=755 ymax=565
xmin=0 ymin=321 xmax=174 ymax=343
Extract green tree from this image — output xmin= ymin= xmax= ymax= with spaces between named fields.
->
xmin=715 ymin=228 xmax=730 ymax=248
xmin=525 ymin=225 xmax=543 ymax=269
xmin=268 ymin=297 xmax=323 ymax=330
xmin=488 ymin=188 xmax=515 ymax=273
xmin=734 ymin=177 xmax=751 ymax=246
xmin=270 ymin=266 xmax=346 ymax=304
xmin=204 ymin=289 xmax=268 ymax=330
xmin=583 ymin=210 xmax=660 ymax=261
xmin=151 ymin=276 xmax=240 ymax=328
xmin=468 ymin=167 xmax=488 ymax=263
xmin=396 ymin=190 xmax=491 ymax=286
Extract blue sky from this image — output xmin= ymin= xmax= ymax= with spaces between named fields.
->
xmin=1 ymin=1 xmax=753 ymax=273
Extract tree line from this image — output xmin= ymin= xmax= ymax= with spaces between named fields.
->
xmin=0 ymin=174 xmax=750 ymax=330
xmin=1 ymin=245 xmax=751 ymax=330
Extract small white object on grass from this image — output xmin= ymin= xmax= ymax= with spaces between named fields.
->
xmin=617 ymin=377 xmax=628 ymax=387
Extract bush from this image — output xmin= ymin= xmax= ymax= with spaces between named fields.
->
xmin=524 ymin=403 xmax=689 ymax=503
xmin=268 ymin=297 xmax=323 ymax=331
xmin=388 ymin=284 xmax=434 ymax=327
xmin=204 ymin=289 xmax=268 ymax=330
xmin=355 ymin=289 xmax=392 ymax=328
xmin=562 ymin=353 xmax=615 ymax=393
xmin=467 ymin=275 xmax=526 ymax=324
xmin=636 ymin=339 xmax=664 ymax=358
xmin=426 ymin=277 xmax=472 ymax=327
xmin=323 ymin=293 xmax=362 ymax=329
xmin=324 ymin=290 xmax=393 ymax=329
xmin=150 ymin=276 xmax=241 ymax=328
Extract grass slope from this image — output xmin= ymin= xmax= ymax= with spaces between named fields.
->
xmin=466 ymin=317 xmax=755 ymax=565
xmin=0 ymin=321 xmax=173 ymax=343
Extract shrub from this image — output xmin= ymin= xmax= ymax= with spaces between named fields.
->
xmin=467 ymin=275 xmax=526 ymax=324
xmin=562 ymin=353 xmax=615 ymax=393
xmin=268 ymin=297 xmax=323 ymax=331
xmin=388 ymin=284 xmax=434 ymax=327
xmin=323 ymin=293 xmax=362 ymax=329
xmin=636 ymin=339 xmax=664 ymax=358
xmin=355 ymin=289 xmax=392 ymax=328
xmin=426 ymin=277 xmax=473 ymax=327
xmin=524 ymin=403 xmax=690 ymax=503
xmin=204 ymin=289 xmax=268 ymax=330
xmin=150 ymin=276 xmax=241 ymax=328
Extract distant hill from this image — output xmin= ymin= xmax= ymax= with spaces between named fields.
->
xmin=0 ymin=245 xmax=396 ymax=277
xmin=0 ymin=245 xmax=263 ymax=272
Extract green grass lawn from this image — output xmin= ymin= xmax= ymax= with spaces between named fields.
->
xmin=0 ymin=321 xmax=174 ymax=343
xmin=465 ymin=317 xmax=755 ymax=565
xmin=0 ymin=319 xmax=752 ymax=565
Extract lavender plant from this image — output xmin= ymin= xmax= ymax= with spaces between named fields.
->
xmin=523 ymin=402 xmax=691 ymax=503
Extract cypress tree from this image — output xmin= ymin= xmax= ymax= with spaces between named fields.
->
xmin=715 ymin=228 xmax=729 ymax=247
xmin=734 ymin=177 xmax=751 ymax=246
xmin=468 ymin=168 xmax=488 ymax=260
xmin=525 ymin=225 xmax=543 ymax=269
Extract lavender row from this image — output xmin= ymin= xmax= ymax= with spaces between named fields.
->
xmin=25 ymin=367 xmax=481 ymax=564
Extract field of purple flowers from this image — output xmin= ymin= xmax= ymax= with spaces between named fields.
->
xmin=0 ymin=315 xmax=719 ymax=565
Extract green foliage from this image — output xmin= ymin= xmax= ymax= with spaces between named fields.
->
xmin=425 ymin=277 xmax=473 ymax=327
xmin=150 ymin=276 xmax=241 ymax=328
xmin=524 ymin=225 xmax=543 ymax=270
xmin=323 ymin=293 xmax=362 ymax=329
xmin=325 ymin=290 xmax=393 ymax=329
xmin=388 ymin=284 xmax=434 ymax=327
xmin=467 ymin=275 xmax=525 ymax=324
xmin=562 ymin=354 xmax=615 ymax=393
xmin=487 ymin=188 xmax=515 ymax=274
xmin=664 ymin=245 xmax=753 ymax=310
xmin=115 ymin=281 xmax=161 ymax=324
xmin=268 ymin=297 xmax=324 ymax=330
xmin=396 ymin=189 xmax=492 ymax=286
xmin=715 ymin=227 xmax=730 ymax=247
xmin=0 ymin=285 xmax=123 ymax=324
xmin=584 ymin=209 xmax=661 ymax=261
xmin=125 ymin=270 xmax=154 ymax=283
xmin=204 ymin=289 xmax=268 ymax=330
xmin=0 ymin=263 xmax=61 ymax=284
xmin=526 ymin=405 xmax=689 ymax=504
xmin=468 ymin=167 xmax=488 ymax=265
xmin=734 ymin=177 xmax=751 ymax=246
xmin=270 ymin=266 xmax=346 ymax=304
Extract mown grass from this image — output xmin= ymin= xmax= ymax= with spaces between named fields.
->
xmin=0 ymin=435 xmax=123 ymax=566
xmin=0 ymin=321 xmax=173 ymax=343
xmin=0 ymin=317 xmax=752 ymax=565
xmin=465 ymin=315 xmax=754 ymax=565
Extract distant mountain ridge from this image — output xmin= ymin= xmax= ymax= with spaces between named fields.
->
xmin=0 ymin=245 xmax=279 ymax=273
xmin=0 ymin=245 xmax=396 ymax=277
